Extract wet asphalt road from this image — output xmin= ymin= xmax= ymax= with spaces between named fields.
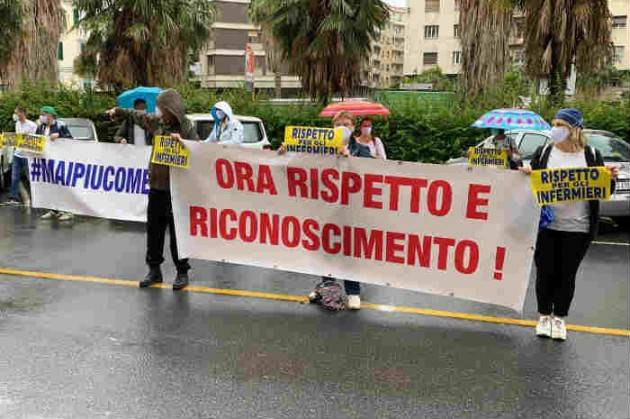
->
xmin=0 ymin=206 xmax=629 ymax=419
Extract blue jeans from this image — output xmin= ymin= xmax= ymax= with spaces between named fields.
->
xmin=10 ymin=156 xmax=27 ymax=200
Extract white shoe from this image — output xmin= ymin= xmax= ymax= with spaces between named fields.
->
xmin=57 ymin=212 xmax=74 ymax=222
xmin=551 ymin=316 xmax=567 ymax=341
xmin=535 ymin=315 xmax=552 ymax=338
xmin=347 ymin=295 xmax=361 ymax=310
xmin=40 ymin=210 xmax=58 ymax=220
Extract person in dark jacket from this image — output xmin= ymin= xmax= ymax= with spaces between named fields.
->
xmin=521 ymin=108 xmax=619 ymax=341
xmin=114 ymin=98 xmax=152 ymax=146
xmin=107 ymin=89 xmax=200 ymax=290
xmin=37 ymin=106 xmax=74 ymax=221
xmin=490 ymin=129 xmax=522 ymax=170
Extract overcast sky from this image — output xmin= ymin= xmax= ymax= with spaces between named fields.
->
xmin=385 ymin=0 xmax=407 ymax=7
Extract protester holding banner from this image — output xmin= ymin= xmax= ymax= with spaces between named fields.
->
xmin=37 ymin=106 xmax=74 ymax=221
xmin=522 ymin=108 xmax=619 ymax=341
xmin=114 ymin=99 xmax=152 ymax=146
xmin=205 ymin=101 xmax=244 ymax=145
xmin=6 ymin=106 xmax=38 ymax=205
xmin=108 ymin=89 xmax=199 ymax=290
xmin=490 ymin=129 xmax=522 ymax=170
xmin=349 ymin=117 xmax=387 ymax=160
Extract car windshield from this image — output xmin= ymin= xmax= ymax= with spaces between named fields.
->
xmin=585 ymin=133 xmax=630 ymax=162
xmin=66 ymin=125 xmax=93 ymax=140
xmin=196 ymin=120 xmax=263 ymax=144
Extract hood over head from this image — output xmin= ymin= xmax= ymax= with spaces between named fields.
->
xmin=211 ymin=101 xmax=235 ymax=121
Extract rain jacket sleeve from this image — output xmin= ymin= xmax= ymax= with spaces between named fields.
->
xmin=206 ymin=119 xmax=244 ymax=145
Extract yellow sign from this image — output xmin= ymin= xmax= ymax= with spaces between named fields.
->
xmin=151 ymin=135 xmax=190 ymax=169
xmin=0 ymin=132 xmax=19 ymax=148
xmin=17 ymin=134 xmax=45 ymax=154
xmin=468 ymin=147 xmax=508 ymax=168
xmin=531 ymin=167 xmax=612 ymax=206
xmin=283 ymin=126 xmax=344 ymax=155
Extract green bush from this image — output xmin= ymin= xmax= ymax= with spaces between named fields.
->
xmin=1 ymin=83 xmax=628 ymax=164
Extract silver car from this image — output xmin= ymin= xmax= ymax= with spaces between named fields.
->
xmin=447 ymin=129 xmax=630 ymax=218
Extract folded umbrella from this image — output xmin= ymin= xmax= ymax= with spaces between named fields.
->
xmin=471 ymin=108 xmax=551 ymax=132
xmin=117 ymin=86 xmax=163 ymax=113
xmin=319 ymin=100 xmax=390 ymax=118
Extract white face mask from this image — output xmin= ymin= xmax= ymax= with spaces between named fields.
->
xmin=155 ymin=107 xmax=162 ymax=118
xmin=550 ymin=126 xmax=570 ymax=144
xmin=12 ymin=113 xmax=19 ymax=122
xmin=361 ymin=127 xmax=372 ymax=136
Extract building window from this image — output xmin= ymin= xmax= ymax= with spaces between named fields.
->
xmin=452 ymin=51 xmax=461 ymax=65
xmin=453 ymin=24 xmax=460 ymax=38
xmin=423 ymin=52 xmax=438 ymax=65
xmin=248 ymin=31 xmax=260 ymax=44
xmin=57 ymin=42 xmax=63 ymax=61
xmin=424 ymin=25 xmax=439 ymax=39
xmin=615 ymin=46 xmax=625 ymax=64
xmin=426 ymin=0 xmax=440 ymax=13
xmin=612 ymin=16 xmax=627 ymax=28
xmin=207 ymin=56 xmax=215 ymax=75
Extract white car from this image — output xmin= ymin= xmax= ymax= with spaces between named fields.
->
xmin=186 ymin=114 xmax=271 ymax=149
xmin=447 ymin=129 xmax=630 ymax=218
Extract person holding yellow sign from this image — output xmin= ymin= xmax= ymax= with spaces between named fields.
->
xmin=107 ymin=89 xmax=200 ymax=291
xmin=521 ymin=108 xmax=619 ymax=341
xmin=6 ymin=106 xmax=37 ymax=205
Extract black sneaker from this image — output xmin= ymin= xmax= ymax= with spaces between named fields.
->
xmin=139 ymin=266 xmax=163 ymax=288
xmin=173 ymin=272 xmax=189 ymax=291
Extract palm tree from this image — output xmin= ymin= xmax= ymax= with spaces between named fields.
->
xmin=249 ymin=1 xmax=284 ymax=98
xmin=519 ymin=0 xmax=613 ymax=104
xmin=75 ymin=0 xmax=214 ymax=90
xmin=459 ymin=0 xmax=514 ymax=101
xmin=0 ymin=0 xmax=64 ymax=87
xmin=249 ymin=0 xmax=389 ymax=103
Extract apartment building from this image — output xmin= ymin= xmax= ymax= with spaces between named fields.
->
xmin=364 ymin=6 xmax=408 ymax=88
xmin=196 ymin=0 xmax=300 ymax=90
xmin=57 ymin=0 xmax=91 ymax=89
xmin=405 ymin=0 xmax=630 ymax=77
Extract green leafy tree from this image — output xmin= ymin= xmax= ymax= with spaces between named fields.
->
xmin=249 ymin=0 xmax=389 ymax=103
xmin=75 ymin=0 xmax=215 ymax=90
xmin=519 ymin=0 xmax=613 ymax=105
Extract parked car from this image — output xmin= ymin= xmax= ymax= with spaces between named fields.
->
xmin=447 ymin=129 xmax=630 ymax=218
xmin=58 ymin=118 xmax=99 ymax=142
xmin=186 ymin=114 xmax=271 ymax=149
xmin=1 ymin=118 xmax=98 ymax=192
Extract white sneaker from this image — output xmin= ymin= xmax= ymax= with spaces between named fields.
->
xmin=57 ymin=212 xmax=74 ymax=222
xmin=535 ymin=315 xmax=552 ymax=338
xmin=347 ymin=295 xmax=361 ymax=310
xmin=40 ymin=210 xmax=58 ymax=220
xmin=551 ymin=316 xmax=567 ymax=341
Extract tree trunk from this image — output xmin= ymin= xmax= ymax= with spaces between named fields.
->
xmin=274 ymin=71 xmax=281 ymax=98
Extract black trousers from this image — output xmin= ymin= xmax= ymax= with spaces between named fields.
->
xmin=146 ymin=189 xmax=190 ymax=273
xmin=534 ymin=229 xmax=591 ymax=317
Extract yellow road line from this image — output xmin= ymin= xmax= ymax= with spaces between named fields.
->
xmin=0 ymin=267 xmax=628 ymax=338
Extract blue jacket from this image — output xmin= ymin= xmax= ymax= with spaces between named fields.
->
xmin=36 ymin=120 xmax=73 ymax=138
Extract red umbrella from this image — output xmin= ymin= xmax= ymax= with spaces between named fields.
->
xmin=319 ymin=100 xmax=390 ymax=118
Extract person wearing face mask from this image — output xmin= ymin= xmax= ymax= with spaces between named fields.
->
xmin=205 ymin=101 xmax=244 ymax=145
xmin=489 ymin=128 xmax=522 ymax=170
xmin=349 ymin=117 xmax=387 ymax=159
xmin=6 ymin=106 xmax=38 ymax=205
xmin=521 ymin=108 xmax=619 ymax=341
xmin=107 ymin=89 xmax=200 ymax=291
xmin=36 ymin=106 xmax=74 ymax=221
xmin=114 ymin=99 xmax=152 ymax=146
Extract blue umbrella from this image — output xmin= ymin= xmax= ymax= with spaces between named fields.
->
xmin=471 ymin=108 xmax=551 ymax=132
xmin=117 ymin=87 xmax=162 ymax=113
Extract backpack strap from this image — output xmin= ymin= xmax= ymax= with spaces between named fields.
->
xmin=539 ymin=143 xmax=553 ymax=169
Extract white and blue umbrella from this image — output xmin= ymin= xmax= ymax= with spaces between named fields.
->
xmin=117 ymin=86 xmax=162 ymax=113
xmin=471 ymin=108 xmax=551 ymax=132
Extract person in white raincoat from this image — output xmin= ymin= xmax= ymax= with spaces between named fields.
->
xmin=205 ymin=101 xmax=244 ymax=145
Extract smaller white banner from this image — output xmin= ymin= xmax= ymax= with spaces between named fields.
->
xmin=28 ymin=139 xmax=151 ymax=222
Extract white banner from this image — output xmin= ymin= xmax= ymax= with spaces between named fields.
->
xmin=28 ymin=139 xmax=151 ymax=222
xmin=172 ymin=142 xmax=540 ymax=311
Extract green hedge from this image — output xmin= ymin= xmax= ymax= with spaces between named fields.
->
xmin=1 ymin=84 xmax=628 ymax=163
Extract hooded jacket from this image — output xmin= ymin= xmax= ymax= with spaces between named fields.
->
xmin=114 ymin=89 xmax=199 ymax=190
xmin=205 ymin=101 xmax=244 ymax=145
